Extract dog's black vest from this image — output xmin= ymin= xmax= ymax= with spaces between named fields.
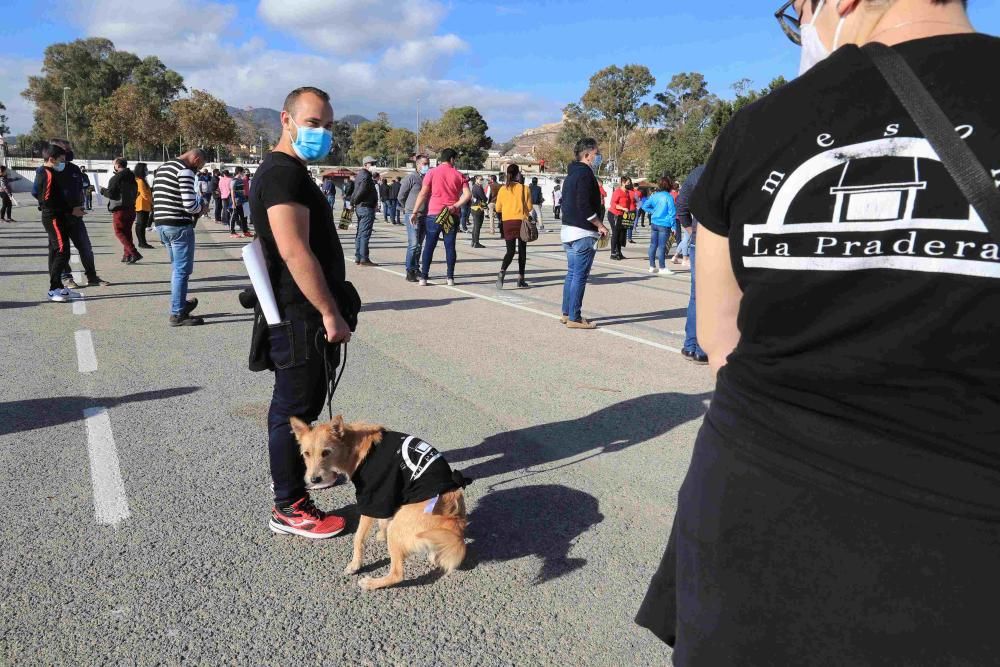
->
xmin=351 ymin=431 xmax=463 ymax=519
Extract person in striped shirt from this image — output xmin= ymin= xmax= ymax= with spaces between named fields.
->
xmin=151 ymin=148 xmax=209 ymax=326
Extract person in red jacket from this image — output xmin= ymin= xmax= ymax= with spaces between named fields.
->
xmin=609 ymin=177 xmax=637 ymax=260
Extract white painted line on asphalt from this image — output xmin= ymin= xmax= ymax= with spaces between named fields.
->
xmin=72 ymin=294 xmax=87 ymax=315
xmin=372 ymin=266 xmax=681 ymax=354
xmin=73 ymin=271 xmax=83 ymax=283
xmin=82 ymin=407 xmax=130 ymax=526
xmin=70 ymin=252 xmax=80 ymax=266
xmin=75 ymin=329 xmax=98 ymax=373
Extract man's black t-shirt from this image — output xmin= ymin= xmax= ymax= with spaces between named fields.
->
xmin=691 ymin=34 xmax=1000 ymax=511
xmin=250 ymin=151 xmax=345 ymax=315
xmin=352 ymin=431 xmax=460 ymax=519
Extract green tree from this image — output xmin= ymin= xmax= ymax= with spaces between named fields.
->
xmin=170 ymin=90 xmax=238 ymax=153
xmin=580 ymin=64 xmax=656 ymax=175
xmin=90 ymin=83 xmax=175 ymax=158
xmin=21 ymin=38 xmax=184 ymax=155
xmin=349 ymin=113 xmax=392 ymax=165
xmin=420 ymin=106 xmax=492 ymax=169
xmin=0 ymin=102 xmax=10 ymax=138
xmin=330 ymin=119 xmax=354 ymax=164
xmin=384 ymin=127 xmax=416 ymax=168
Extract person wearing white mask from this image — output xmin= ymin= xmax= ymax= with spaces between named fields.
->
xmin=637 ymin=2 xmax=1000 ymax=664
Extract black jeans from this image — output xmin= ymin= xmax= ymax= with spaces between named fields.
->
xmin=42 ymin=212 xmax=71 ymax=291
xmin=471 ymin=208 xmax=485 ymax=246
xmin=501 ymin=237 xmax=527 ymax=276
xmin=63 ymin=216 xmax=99 ymax=281
xmin=266 ymin=315 xmax=335 ymax=506
xmin=0 ymin=193 xmax=11 ymax=219
xmin=135 ymin=210 xmax=152 ymax=246
xmin=609 ymin=213 xmax=624 ymax=256
xmin=553 ymin=205 xmax=561 ymax=220
xmin=230 ymin=202 xmax=248 ymax=233
xmin=214 ymin=195 xmax=223 ymax=222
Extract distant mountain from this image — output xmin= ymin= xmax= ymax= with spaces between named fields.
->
xmin=226 ymin=107 xmax=369 ymax=138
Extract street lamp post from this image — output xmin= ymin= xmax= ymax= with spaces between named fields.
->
xmin=259 ymin=135 xmax=263 ymax=162
xmin=62 ymin=87 xmax=71 ymax=143
xmin=416 ymin=98 xmax=420 ymax=156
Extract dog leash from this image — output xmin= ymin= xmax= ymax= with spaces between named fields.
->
xmin=314 ymin=329 xmax=348 ymax=421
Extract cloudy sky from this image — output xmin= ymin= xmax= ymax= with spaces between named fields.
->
xmin=1 ymin=1 xmax=997 ymax=141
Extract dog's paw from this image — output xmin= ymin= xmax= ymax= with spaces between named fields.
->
xmin=343 ymin=561 xmax=361 ymax=576
xmin=358 ymin=577 xmax=377 ymax=591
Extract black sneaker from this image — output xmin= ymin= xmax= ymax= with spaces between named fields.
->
xmin=405 ymin=270 xmax=418 ymax=283
xmin=182 ymin=298 xmax=199 ymax=316
xmin=681 ymin=349 xmax=695 ymax=361
xmin=169 ymin=313 xmax=204 ymax=326
xmin=692 ymin=352 xmax=709 ymax=365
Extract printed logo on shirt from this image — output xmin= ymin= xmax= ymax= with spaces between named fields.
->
xmin=399 ymin=436 xmax=441 ymax=481
xmin=749 ymin=129 xmax=1000 ymax=279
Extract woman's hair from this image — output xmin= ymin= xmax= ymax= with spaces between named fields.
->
xmin=133 ymin=162 xmax=148 ymax=179
xmin=658 ymin=175 xmax=674 ymax=191
xmin=505 ymin=163 xmax=520 ymax=189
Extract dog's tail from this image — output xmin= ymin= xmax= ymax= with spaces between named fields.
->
xmin=418 ymin=528 xmax=466 ymax=573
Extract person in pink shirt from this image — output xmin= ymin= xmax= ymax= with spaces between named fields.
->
xmin=218 ymin=170 xmax=233 ymax=227
xmin=410 ymin=148 xmax=471 ymax=286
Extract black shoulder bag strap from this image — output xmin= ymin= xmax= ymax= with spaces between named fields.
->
xmin=864 ymin=42 xmax=1000 ymax=243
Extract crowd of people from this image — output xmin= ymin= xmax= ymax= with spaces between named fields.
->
xmin=12 ymin=0 xmax=995 ymax=661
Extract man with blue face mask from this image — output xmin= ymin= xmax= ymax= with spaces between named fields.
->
xmin=250 ymin=86 xmax=353 ymax=540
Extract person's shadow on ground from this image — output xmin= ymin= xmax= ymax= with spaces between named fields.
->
xmin=465 ymin=484 xmax=604 ymax=585
xmin=0 ymin=387 xmax=201 ymax=437
xmin=447 ymin=392 xmax=712 ymax=482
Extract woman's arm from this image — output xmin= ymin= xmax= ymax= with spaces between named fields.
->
xmin=696 ymin=226 xmax=742 ymax=377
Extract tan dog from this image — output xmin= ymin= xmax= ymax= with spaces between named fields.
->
xmin=290 ymin=415 xmax=469 ymax=591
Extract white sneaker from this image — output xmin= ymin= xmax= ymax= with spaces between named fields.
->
xmin=648 ymin=266 xmax=659 ymax=274
xmin=446 ymin=278 xmax=455 ymax=286
xmin=48 ymin=289 xmax=69 ymax=302
xmin=419 ymin=278 xmax=428 ymax=286
xmin=659 ymin=268 xmax=675 ymax=275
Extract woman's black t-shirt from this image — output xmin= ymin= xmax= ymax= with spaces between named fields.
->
xmin=250 ymin=151 xmax=345 ymax=315
xmin=691 ymin=34 xmax=1000 ymax=513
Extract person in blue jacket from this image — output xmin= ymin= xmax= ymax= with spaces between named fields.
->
xmin=641 ymin=175 xmax=677 ymax=275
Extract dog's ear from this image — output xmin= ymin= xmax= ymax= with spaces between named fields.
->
xmin=289 ymin=416 xmax=311 ymax=441
xmin=330 ymin=414 xmax=346 ymax=439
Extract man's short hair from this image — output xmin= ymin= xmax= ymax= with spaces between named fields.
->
xmin=531 ymin=177 xmax=538 ymax=184
xmin=574 ymin=138 xmax=598 ymax=159
xmin=235 ymin=166 xmax=245 ymax=174
xmin=42 ymin=143 xmax=66 ymax=161
xmin=415 ymin=153 xmax=429 ymax=163
xmin=190 ymin=148 xmax=209 ymax=162
xmin=283 ymin=86 xmax=331 ymax=114
xmin=439 ymin=148 xmax=457 ymax=163
xmin=114 ymin=157 xmax=127 ymax=168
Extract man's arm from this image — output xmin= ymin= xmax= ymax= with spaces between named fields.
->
xmin=178 ymin=169 xmax=201 ymax=214
xmin=453 ymin=184 xmax=472 ymax=211
xmin=350 ymin=171 xmax=369 ymax=206
xmin=397 ymin=175 xmax=414 ymax=210
xmin=269 ymin=202 xmax=351 ymax=343
xmin=410 ymin=180 xmax=432 ymax=223
xmin=697 ymin=226 xmax=741 ymax=376
xmin=677 ymin=176 xmax=696 ymax=227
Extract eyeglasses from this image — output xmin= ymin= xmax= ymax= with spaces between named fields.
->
xmin=775 ymin=0 xmax=802 ymax=45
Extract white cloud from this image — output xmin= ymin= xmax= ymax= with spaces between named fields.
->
xmin=258 ymin=0 xmax=447 ymax=57
xmin=65 ymin=0 xmax=559 ymax=141
xmin=0 ymin=58 xmax=42 ymax=136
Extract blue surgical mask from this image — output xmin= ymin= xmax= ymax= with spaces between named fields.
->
xmin=592 ymin=153 xmax=603 ymax=170
xmin=289 ymin=117 xmax=333 ymax=162
xmin=53 ymin=161 xmax=66 ymax=172
xmin=420 ymin=165 xmax=429 ymax=175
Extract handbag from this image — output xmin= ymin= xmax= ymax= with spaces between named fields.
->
xmin=621 ymin=210 xmax=637 ymax=228
xmin=339 ymin=206 xmax=353 ymax=229
xmin=520 ymin=217 xmax=539 ymax=243
xmin=865 ymin=43 xmax=1000 ymax=242
xmin=435 ymin=207 xmax=455 ymax=235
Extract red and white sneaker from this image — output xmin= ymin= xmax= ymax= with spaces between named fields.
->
xmin=269 ymin=496 xmax=345 ymax=539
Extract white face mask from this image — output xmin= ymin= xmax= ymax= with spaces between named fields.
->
xmin=799 ymin=0 xmax=847 ymax=76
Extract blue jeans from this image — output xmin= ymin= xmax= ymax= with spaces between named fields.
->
xmin=385 ymin=200 xmax=398 ymax=224
xmin=354 ymin=205 xmax=375 ymax=262
xmin=325 ymin=194 xmax=335 ymax=210
xmin=685 ymin=244 xmax=706 ymax=356
xmin=421 ymin=214 xmax=458 ymax=279
xmin=561 ymin=236 xmax=598 ymax=322
xmin=460 ymin=204 xmax=470 ymax=231
xmin=405 ymin=210 xmax=426 ymax=273
xmin=157 ymin=225 xmax=196 ymax=316
xmin=648 ymin=224 xmax=669 ymax=268
xmin=676 ymin=226 xmax=691 ymax=257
